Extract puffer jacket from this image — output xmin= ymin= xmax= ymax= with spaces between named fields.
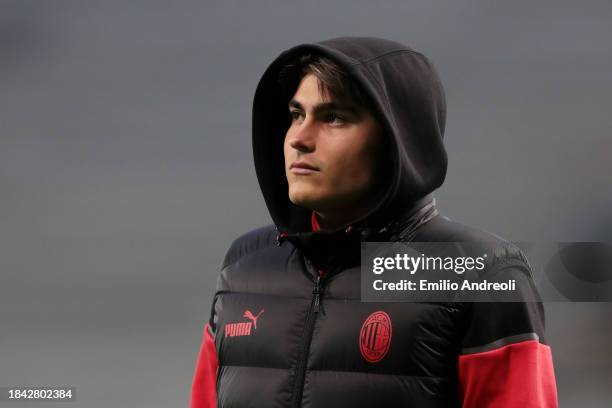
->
xmin=191 ymin=36 xmax=558 ymax=408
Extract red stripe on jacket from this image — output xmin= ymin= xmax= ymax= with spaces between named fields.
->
xmin=311 ymin=211 xmax=320 ymax=232
xmin=191 ymin=215 xmax=559 ymax=407
xmin=191 ymin=217 xmax=322 ymax=407
xmin=310 ymin=211 xmax=328 ymax=277
xmin=458 ymin=339 xmax=558 ymax=407
xmin=190 ymin=323 xmax=217 ymax=408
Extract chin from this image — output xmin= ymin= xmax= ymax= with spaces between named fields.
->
xmin=288 ymin=194 xmax=315 ymax=209
xmin=289 ymin=194 xmax=344 ymax=215
xmin=288 ymin=187 xmax=324 ymax=210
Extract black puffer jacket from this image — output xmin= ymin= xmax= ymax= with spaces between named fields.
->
xmin=196 ymin=37 xmax=557 ymax=408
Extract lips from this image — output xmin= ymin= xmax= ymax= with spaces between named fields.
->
xmin=290 ymin=161 xmax=320 ymax=174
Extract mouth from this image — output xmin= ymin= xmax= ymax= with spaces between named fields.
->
xmin=289 ymin=161 xmax=320 ymax=175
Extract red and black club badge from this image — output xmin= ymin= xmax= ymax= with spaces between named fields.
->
xmin=359 ymin=311 xmax=392 ymax=363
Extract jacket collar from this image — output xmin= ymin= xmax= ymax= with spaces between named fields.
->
xmin=276 ymin=195 xmax=438 ymax=271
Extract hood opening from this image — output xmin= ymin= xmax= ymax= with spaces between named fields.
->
xmin=252 ymin=37 xmax=447 ymax=235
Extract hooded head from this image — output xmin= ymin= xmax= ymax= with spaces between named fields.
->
xmin=253 ymin=36 xmax=447 ymax=236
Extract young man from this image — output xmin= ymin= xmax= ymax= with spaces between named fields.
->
xmin=191 ymin=36 xmax=558 ymax=407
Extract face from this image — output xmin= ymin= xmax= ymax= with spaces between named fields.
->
xmin=284 ymin=73 xmax=386 ymax=214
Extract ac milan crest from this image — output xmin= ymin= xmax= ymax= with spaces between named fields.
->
xmin=359 ymin=311 xmax=392 ymax=363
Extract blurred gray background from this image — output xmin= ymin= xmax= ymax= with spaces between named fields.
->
xmin=1 ymin=0 xmax=611 ymax=406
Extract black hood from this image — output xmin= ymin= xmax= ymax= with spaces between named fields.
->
xmin=252 ymin=36 xmax=447 ymax=236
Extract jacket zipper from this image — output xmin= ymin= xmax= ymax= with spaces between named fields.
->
xmin=291 ymin=273 xmax=322 ymax=407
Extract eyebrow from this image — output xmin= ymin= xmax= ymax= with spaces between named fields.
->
xmin=288 ymin=99 xmax=360 ymax=116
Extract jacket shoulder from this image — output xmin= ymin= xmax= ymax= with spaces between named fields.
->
xmin=414 ymin=214 xmax=531 ymax=272
xmin=221 ymin=224 xmax=278 ymax=269
xmin=414 ymin=214 xmax=505 ymax=243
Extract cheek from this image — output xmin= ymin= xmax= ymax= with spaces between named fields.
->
xmin=326 ymin=139 xmax=377 ymax=185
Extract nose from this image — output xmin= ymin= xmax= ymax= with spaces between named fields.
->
xmin=287 ymin=118 xmax=317 ymax=153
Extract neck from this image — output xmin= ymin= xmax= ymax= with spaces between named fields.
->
xmin=314 ymin=203 xmax=374 ymax=232
xmin=312 ymin=188 xmax=388 ymax=232
xmin=313 ymin=211 xmax=348 ymax=232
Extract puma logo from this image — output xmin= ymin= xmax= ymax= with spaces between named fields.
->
xmin=225 ymin=309 xmax=265 ymax=338
xmin=243 ymin=309 xmax=264 ymax=329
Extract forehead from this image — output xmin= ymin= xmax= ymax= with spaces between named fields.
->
xmin=289 ymin=74 xmax=359 ymax=111
xmin=292 ymin=74 xmax=331 ymax=101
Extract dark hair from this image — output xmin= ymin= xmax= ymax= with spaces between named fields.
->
xmin=277 ymin=53 xmax=375 ymax=113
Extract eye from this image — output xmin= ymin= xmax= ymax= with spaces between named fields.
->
xmin=289 ymin=110 xmax=303 ymax=122
xmin=325 ymin=112 xmax=346 ymax=125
